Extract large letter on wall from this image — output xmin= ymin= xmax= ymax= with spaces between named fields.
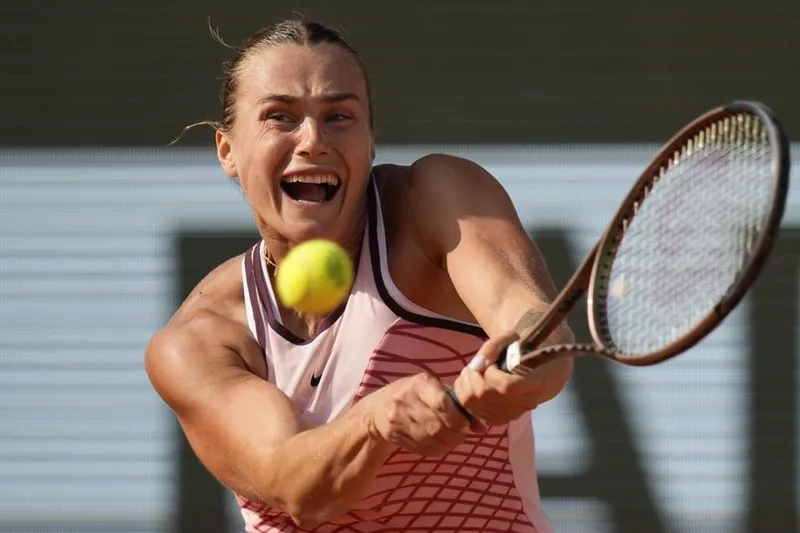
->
xmin=747 ymin=228 xmax=799 ymax=532
xmin=531 ymin=228 xmax=668 ymax=533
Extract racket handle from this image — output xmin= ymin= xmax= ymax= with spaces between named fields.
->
xmin=496 ymin=340 xmax=521 ymax=373
xmin=446 ymin=341 xmax=522 ymax=423
xmin=445 ymin=388 xmax=478 ymax=424
xmin=447 ymin=341 xmax=531 ymax=424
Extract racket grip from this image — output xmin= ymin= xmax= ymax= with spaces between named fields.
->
xmin=448 ymin=341 xmax=524 ymax=424
xmin=445 ymin=388 xmax=478 ymax=425
xmin=496 ymin=340 xmax=521 ymax=373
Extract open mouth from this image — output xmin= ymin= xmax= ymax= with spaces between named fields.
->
xmin=280 ymin=174 xmax=341 ymax=204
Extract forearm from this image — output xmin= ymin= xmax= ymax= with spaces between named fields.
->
xmin=260 ymin=400 xmax=391 ymax=527
xmin=512 ymin=308 xmax=575 ymax=346
xmin=149 ymin=324 xmax=394 ymax=529
xmin=509 ymin=307 xmax=575 ymax=403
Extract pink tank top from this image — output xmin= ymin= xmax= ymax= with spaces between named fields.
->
xmin=237 ymin=179 xmax=553 ymax=532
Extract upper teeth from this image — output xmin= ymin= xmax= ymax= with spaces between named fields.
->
xmin=283 ymin=174 xmax=339 ymax=186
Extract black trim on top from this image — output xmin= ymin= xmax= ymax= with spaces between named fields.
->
xmin=243 ymin=244 xmax=267 ymax=349
xmin=252 ymin=246 xmax=306 ymax=345
xmin=252 ymin=234 xmax=363 ymax=347
xmin=366 ymin=181 xmax=488 ymax=339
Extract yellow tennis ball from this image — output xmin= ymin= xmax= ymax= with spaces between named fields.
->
xmin=275 ymin=239 xmax=355 ymax=315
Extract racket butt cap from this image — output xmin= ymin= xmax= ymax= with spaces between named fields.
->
xmin=500 ymin=341 xmax=522 ymax=372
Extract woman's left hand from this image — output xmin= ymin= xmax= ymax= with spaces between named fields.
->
xmin=452 ymin=332 xmax=550 ymax=426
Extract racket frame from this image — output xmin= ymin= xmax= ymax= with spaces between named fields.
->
xmin=504 ymin=100 xmax=791 ymax=372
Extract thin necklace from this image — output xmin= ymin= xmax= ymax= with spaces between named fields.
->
xmin=262 ymin=210 xmax=367 ymax=269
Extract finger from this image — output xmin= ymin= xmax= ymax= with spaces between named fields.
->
xmin=409 ymin=373 xmax=475 ymax=431
xmin=453 ymin=370 xmax=491 ymax=432
xmin=483 ymin=365 xmax=546 ymax=416
xmin=385 ymin=395 xmax=418 ymax=434
xmin=470 ymin=367 xmax=541 ymax=424
xmin=415 ymin=380 xmax=470 ymax=433
xmin=454 ymin=367 xmax=540 ymax=426
xmin=388 ymin=396 xmax=449 ymax=450
xmin=446 ymin=380 xmax=486 ymax=432
xmin=466 ymin=332 xmax=519 ymax=373
xmin=482 ymin=364 xmax=536 ymax=396
xmin=445 ymin=388 xmax=478 ymax=426
xmin=395 ymin=391 xmax=465 ymax=447
xmin=389 ymin=376 xmax=449 ymax=438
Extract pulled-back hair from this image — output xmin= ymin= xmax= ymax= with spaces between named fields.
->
xmin=214 ymin=19 xmax=374 ymax=132
xmin=172 ymin=19 xmax=374 ymax=144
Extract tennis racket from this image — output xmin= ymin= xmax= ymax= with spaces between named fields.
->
xmin=449 ymin=100 xmax=790 ymax=421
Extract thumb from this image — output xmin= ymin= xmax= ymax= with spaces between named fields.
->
xmin=466 ymin=332 xmax=519 ymax=373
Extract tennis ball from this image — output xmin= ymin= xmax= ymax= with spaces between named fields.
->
xmin=275 ymin=239 xmax=354 ymax=315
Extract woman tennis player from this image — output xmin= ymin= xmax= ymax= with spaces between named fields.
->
xmin=145 ymin=19 xmax=574 ymax=532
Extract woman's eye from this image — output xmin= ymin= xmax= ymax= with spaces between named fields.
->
xmin=265 ymin=113 xmax=293 ymax=123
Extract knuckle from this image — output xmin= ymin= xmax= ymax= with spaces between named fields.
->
xmin=387 ymin=402 xmax=401 ymax=423
xmin=473 ymin=385 xmax=488 ymax=401
xmin=485 ymin=374 xmax=509 ymax=395
xmin=426 ymin=420 xmax=442 ymax=437
xmin=494 ymin=380 xmax=510 ymax=396
xmin=413 ymin=372 xmax=430 ymax=384
xmin=415 ymin=372 xmax=438 ymax=390
xmin=386 ymin=429 xmax=401 ymax=444
xmin=391 ymin=390 xmax=410 ymax=406
xmin=433 ymin=391 xmax=450 ymax=412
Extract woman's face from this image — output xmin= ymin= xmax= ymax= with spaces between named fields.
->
xmin=216 ymin=43 xmax=374 ymax=245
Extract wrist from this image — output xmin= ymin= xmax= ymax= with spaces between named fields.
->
xmin=364 ymin=411 xmax=384 ymax=443
xmin=353 ymin=399 xmax=392 ymax=449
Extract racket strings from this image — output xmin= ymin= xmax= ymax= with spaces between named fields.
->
xmin=600 ymin=113 xmax=774 ymax=355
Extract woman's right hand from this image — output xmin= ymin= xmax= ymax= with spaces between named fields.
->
xmin=364 ymin=373 xmax=479 ymax=457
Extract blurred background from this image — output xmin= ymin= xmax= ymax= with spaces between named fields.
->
xmin=1 ymin=0 xmax=799 ymax=532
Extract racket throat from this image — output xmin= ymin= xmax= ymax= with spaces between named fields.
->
xmin=523 ymin=250 xmax=596 ymax=349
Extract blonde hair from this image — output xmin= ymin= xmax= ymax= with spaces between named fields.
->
xmin=170 ymin=18 xmax=373 ymax=146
